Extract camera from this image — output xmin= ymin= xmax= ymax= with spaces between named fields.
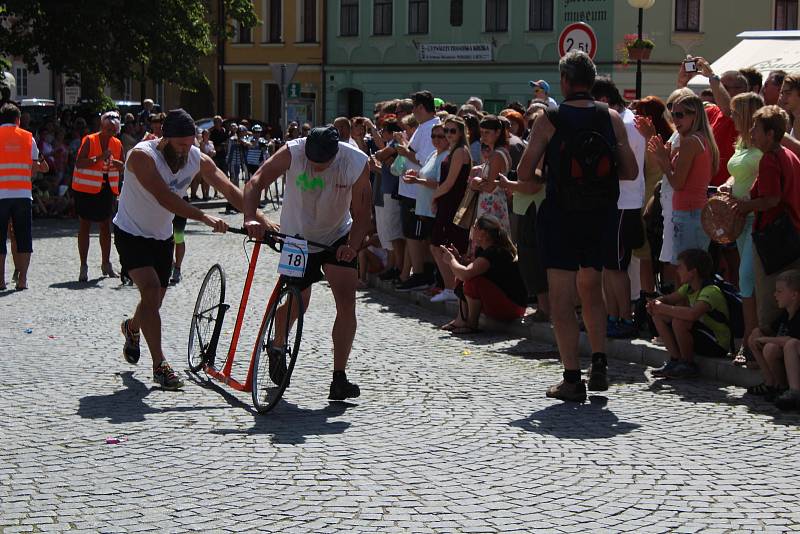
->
xmin=684 ymin=59 xmax=697 ymax=73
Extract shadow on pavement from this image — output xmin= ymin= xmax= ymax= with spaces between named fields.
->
xmin=77 ymin=371 xmax=222 ymax=424
xmin=510 ymin=395 xmax=641 ymax=439
xmin=648 ymin=378 xmax=800 ymax=427
xmin=50 ymin=278 xmax=104 ymax=290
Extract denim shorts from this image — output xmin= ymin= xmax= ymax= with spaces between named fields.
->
xmin=672 ymin=209 xmax=709 ymax=263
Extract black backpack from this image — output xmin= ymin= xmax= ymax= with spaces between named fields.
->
xmin=545 ymin=101 xmax=619 ymax=212
xmin=706 ymin=275 xmax=745 ymax=351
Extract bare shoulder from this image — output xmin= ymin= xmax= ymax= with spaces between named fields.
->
xmin=126 ymin=149 xmax=154 ymax=171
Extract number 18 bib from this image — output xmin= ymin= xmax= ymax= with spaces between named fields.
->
xmin=277 ymin=237 xmax=309 ymax=278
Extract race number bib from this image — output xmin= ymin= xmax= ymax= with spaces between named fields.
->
xmin=277 ymin=237 xmax=308 ymax=278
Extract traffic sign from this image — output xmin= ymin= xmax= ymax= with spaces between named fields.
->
xmin=558 ymin=22 xmax=597 ymax=59
xmin=287 ymin=83 xmax=301 ymax=99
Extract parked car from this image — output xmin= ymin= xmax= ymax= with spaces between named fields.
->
xmin=19 ymin=98 xmax=56 ymax=131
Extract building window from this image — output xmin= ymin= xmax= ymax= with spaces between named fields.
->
xmin=235 ymin=82 xmax=252 ymax=118
xmin=341 ymin=0 xmax=359 ymax=36
xmin=235 ymin=20 xmax=252 ymax=43
xmin=373 ymin=0 xmax=393 ymax=35
xmin=302 ymin=0 xmax=317 ymax=42
xmin=267 ymin=0 xmax=282 ymax=42
xmin=776 ymin=0 xmax=798 ymax=30
xmin=155 ymin=80 xmax=164 ymax=107
xmin=485 ymin=0 xmax=508 ymax=32
xmin=123 ymin=78 xmax=132 ymax=101
xmin=675 ymin=0 xmax=700 ymax=32
xmin=408 ymin=0 xmax=428 ymax=34
xmin=529 ymin=0 xmax=553 ymax=31
xmin=450 ymin=0 xmax=463 ymax=26
xmin=15 ymin=67 xmax=27 ymax=98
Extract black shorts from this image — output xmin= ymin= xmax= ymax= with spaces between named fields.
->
xmin=279 ymin=234 xmax=357 ymax=292
xmin=538 ymin=199 xmax=617 ymax=272
xmin=0 ymin=198 xmax=33 ymax=255
xmin=74 ymin=180 xmax=114 ymax=222
xmin=113 ymin=225 xmax=174 ymax=288
xmin=603 ymin=208 xmax=645 ymax=271
xmin=691 ymin=322 xmax=728 ymax=359
xmin=399 ymin=196 xmax=433 ymax=241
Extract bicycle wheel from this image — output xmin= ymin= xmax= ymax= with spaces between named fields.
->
xmin=188 ymin=264 xmax=226 ymax=373
xmin=251 ymin=284 xmax=304 ymax=413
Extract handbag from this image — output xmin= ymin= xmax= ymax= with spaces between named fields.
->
xmin=390 ymin=155 xmax=407 ymax=177
xmin=452 ymin=188 xmax=478 ymax=229
xmin=753 ymin=210 xmax=800 ymax=275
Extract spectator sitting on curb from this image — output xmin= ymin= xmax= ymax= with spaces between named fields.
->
xmin=747 ymin=269 xmax=800 ymax=408
xmin=647 ymin=248 xmax=731 ymax=379
xmin=438 ymin=215 xmax=527 ymax=335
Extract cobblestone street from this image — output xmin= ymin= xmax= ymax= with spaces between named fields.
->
xmin=1 ymin=211 xmax=800 ymax=533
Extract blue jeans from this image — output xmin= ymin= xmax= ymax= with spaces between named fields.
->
xmin=672 ymin=209 xmax=709 ymax=263
xmin=736 ymin=216 xmax=755 ymax=298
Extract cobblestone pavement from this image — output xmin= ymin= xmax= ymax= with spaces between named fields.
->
xmin=1 ymin=211 xmax=800 ymax=533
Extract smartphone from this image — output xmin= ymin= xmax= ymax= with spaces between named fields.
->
xmin=684 ymin=59 xmax=697 ymax=73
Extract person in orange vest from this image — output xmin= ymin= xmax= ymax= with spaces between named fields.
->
xmin=72 ymin=111 xmax=124 ymax=282
xmin=0 ymin=103 xmax=49 ymax=291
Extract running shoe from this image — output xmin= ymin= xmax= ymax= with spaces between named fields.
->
xmin=120 ymin=319 xmax=141 ymax=365
xmin=329 ymin=371 xmax=361 ymax=400
xmin=545 ymin=380 xmax=587 ymax=403
xmin=774 ymin=389 xmax=800 ymax=411
xmin=395 ymin=273 xmax=432 ymax=292
xmin=102 ymin=263 xmax=118 ymax=278
xmin=651 ymin=359 xmax=679 ymax=377
xmin=169 ymin=266 xmax=182 ymax=285
xmin=267 ymin=345 xmax=288 ymax=385
xmin=153 ymin=361 xmax=184 ymax=390
xmin=664 ymin=361 xmax=698 ymax=379
xmin=431 ymin=288 xmax=458 ymax=303
xmin=586 ymin=362 xmax=609 ymax=391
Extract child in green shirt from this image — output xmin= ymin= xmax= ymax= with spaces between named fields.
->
xmin=647 ymin=248 xmax=730 ymax=378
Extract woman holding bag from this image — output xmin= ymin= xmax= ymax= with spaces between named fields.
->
xmin=734 ymin=105 xmax=800 ymax=333
xmin=470 ymin=115 xmax=511 ymax=234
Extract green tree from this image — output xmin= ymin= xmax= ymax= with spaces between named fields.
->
xmin=0 ymin=0 xmax=257 ymax=106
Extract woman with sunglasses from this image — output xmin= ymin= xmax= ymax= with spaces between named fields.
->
xmin=438 ymin=215 xmax=527 ymax=334
xmin=470 ymin=115 xmax=512 ymax=235
xmin=428 ymin=116 xmax=472 ymax=303
xmin=648 ymin=92 xmax=720 ymax=265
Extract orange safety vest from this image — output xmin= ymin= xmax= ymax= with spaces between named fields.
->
xmin=72 ymin=133 xmax=122 ymax=195
xmin=0 ymin=125 xmax=33 ymax=200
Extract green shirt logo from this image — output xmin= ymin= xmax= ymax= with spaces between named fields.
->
xmin=296 ymin=172 xmax=325 ymax=192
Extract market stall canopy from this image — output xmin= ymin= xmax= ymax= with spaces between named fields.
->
xmin=688 ymin=31 xmax=800 ymax=91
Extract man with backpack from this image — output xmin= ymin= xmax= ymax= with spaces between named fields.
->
xmin=518 ymin=51 xmax=638 ymax=402
xmin=646 ymin=248 xmax=732 ymax=378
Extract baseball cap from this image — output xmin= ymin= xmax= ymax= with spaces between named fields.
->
xmin=434 ymin=97 xmax=445 ymax=109
xmin=529 ymin=80 xmax=551 ymax=94
xmin=305 ymin=126 xmax=340 ymax=163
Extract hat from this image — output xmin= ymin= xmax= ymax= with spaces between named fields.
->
xmin=433 ymin=97 xmax=445 ymax=109
xmin=305 ymin=126 xmax=340 ymax=163
xmin=529 ymin=80 xmax=551 ymax=94
xmin=162 ymin=108 xmax=196 ymax=138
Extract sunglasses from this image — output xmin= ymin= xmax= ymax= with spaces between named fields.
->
xmin=671 ymin=110 xmax=695 ymax=119
xmin=443 ymin=127 xmax=459 ymax=134
xmin=431 ymin=134 xmax=446 ymax=139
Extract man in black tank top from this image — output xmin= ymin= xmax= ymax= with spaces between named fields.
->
xmin=517 ymin=51 xmax=638 ymax=403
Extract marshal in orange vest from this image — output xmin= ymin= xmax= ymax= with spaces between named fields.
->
xmin=72 ymin=133 xmax=122 ymax=195
xmin=0 ymin=125 xmax=34 ymax=200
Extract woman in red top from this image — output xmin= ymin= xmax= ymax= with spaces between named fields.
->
xmin=648 ymin=93 xmax=719 ymax=264
xmin=735 ymin=105 xmax=800 ymax=332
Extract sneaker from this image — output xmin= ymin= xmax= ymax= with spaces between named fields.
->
xmin=329 ymin=372 xmax=361 ymax=400
xmin=545 ymin=380 xmax=587 ymax=402
xmin=395 ymin=273 xmax=432 ymax=292
xmin=606 ymin=317 xmax=620 ymax=337
xmin=609 ymin=319 xmax=638 ymax=339
xmin=120 ymin=319 xmax=140 ymax=365
xmin=169 ymin=266 xmax=182 ymax=285
xmin=431 ymin=288 xmax=458 ymax=303
xmin=664 ymin=361 xmax=698 ymax=379
xmin=78 ymin=264 xmax=88 ymax=282
xmin=586 ymin=362 xmax=609 ymax=391
xmin=651 ymin=359 xmax=679 ymax=377
xmin=765 ymin=385 xmax=787 ymax=402
xmin=378 ymin=268 xmax=400 ymax=282
xmin=153 ymin=361 xmax=184 ymax=390
xmin=774 ymin=389 xmax=800 ymax=410
xmin=267 ymin=345 xmax=288 ymax=385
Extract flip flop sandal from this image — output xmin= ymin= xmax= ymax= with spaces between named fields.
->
xmin=746 ymin=382 xmax=772 ymax=396
xmin=439 ymin=322 xmax=459 ymax=331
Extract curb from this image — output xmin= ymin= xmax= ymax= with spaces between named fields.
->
xmin=369 ymin=277 xmax=762 ymax=389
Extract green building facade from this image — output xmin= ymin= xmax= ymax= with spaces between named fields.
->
xmin=324 ymin=0 xmax=777 ymax=120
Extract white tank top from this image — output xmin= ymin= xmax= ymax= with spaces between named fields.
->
xmin=113 ymin=139 xmax=202 ymax=240
xmin=281 ymin=139 xmax=368 ymax=252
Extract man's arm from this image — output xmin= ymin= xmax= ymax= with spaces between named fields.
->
xmin=697 ymin=57 xmax=732 ymax=116
xmin=340 ymin=162 xmax=372 ymax=262
xmin=609 ymin=109 xmax=638 ymax=181
xmin=782 ymin=133 xmax=800 ymax=158
xmin=127 ymin=150 xmax=227 ymax=232
xmin=243 ymin=146 xmax=291 ymax=239
xmin=517 ymin=111 xmax=553 ymax=183
xmin=198 ymin=153 xmax=277 ymax=231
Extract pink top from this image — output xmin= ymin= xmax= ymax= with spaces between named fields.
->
xmin=673 ymin=134 xmax=713 ymax=211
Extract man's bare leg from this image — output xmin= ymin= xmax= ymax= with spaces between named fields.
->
xmin=324 ymin=264 xmax=358 ymax=371
xmin=128 ymin=267 xmax=168 ymax=371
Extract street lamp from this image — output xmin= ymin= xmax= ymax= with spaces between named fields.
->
xmin=627 ymin=0 xmax=656 ymax=100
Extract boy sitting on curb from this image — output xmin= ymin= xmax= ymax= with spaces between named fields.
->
xmin=647 ymin=248 xmax=731 ymax=378
xmin=748 ymin=269 xmax=800 ymax=409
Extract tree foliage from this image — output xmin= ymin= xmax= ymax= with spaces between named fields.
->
xmin=0 ymin=0 xmax=257 ymax=93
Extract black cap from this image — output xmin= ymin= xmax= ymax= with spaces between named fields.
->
xmin=162 ymin=108 xmax=196 ymax=138
xmin=305 ymin=126 xmax=340 ymax=163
